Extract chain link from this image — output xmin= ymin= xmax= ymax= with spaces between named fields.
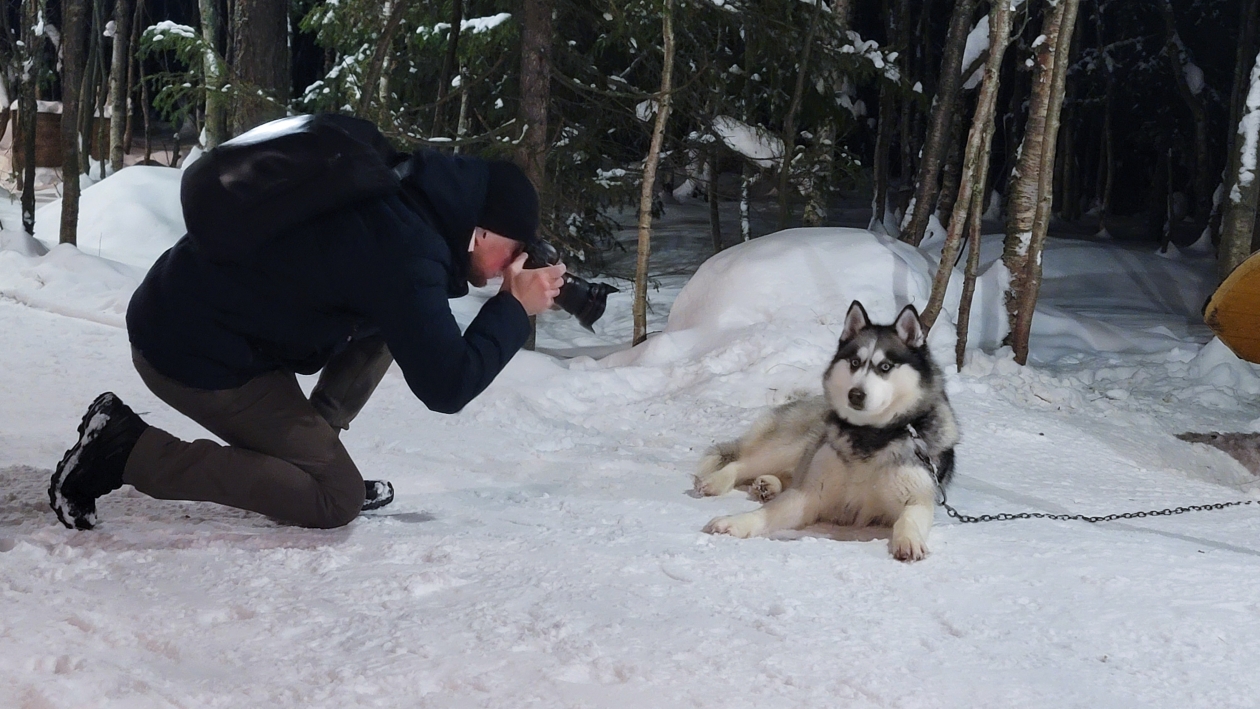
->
xmin=936 ymin=488 xmax=1259 ymax=524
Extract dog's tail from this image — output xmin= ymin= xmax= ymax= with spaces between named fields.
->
xmin=697 ymin=440 xmax=741 ymax=475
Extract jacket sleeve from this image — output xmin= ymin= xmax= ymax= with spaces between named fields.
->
xmin=334 ymin=210 xmax=531 ymax=414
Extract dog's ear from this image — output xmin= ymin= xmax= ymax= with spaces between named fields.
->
xmin=895 ymin=304 xmax=926 ymax=348
xmin=841 ymin=301 xmax=870 ymax=341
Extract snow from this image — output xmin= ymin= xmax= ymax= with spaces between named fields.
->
xmin=1184 ymin=61 xmax=1205 ymax=96
xmin=961 ymin=16 xmax=990 ymax=90
xmin=5 ymin=169 xmax=1260 ymax=707
xmin=712 ymin=115 xmax=783 ymax=168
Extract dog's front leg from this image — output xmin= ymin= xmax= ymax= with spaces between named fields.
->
xmin=704 ymin=489 xmax=817 ymax=538
xmin=889 ymin=502 xmax=934 ymax=562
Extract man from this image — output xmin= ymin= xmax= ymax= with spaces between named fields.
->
xmin=48 ymin=124 xmax=565 ymax=531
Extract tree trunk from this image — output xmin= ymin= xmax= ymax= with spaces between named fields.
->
xmin=358 ymin=0 xmax=407 ymax=123
xmin=802 ymin=121 xmax=834 ymax=227
xmin=1220 ymin=48 xmax=1260 ymax=280
xmin=897 ymin=0 xmax=915 ymax=183
xmin=518 ymin=0 xmax=551 ymax=192
xmin=935 ymin=106 xmax=968 ymax=227
xmin=633 ymin=0 xmax=674 ymax=346
xmin=230 ymin=0 xmax=290 ymax=134
xmin=199 ymin=0 xmax=226 ymax=149
xmin=20 ymin=0 xmax=39 ymax=235
xmin=955 ymin=181 xmax=985 ymax=370
xmin=123 ymin=0 xmax=146 ymax=155
xmin=1008 ymin=0 xmax=1082 ymax=364
xmin=901 ymin=0 xmax=979 ymax=246
xmin=60 ymin=0 xmax=89 ymax=246
xmin=871 ymin=82 xmax=894 ymax=231
xmin=709 ymin=148 xmax=722 ymax=252
xmin=1093 ymin=0 xmax=1116 ymax=238
xmin=94 ymin=6 xmax=110 ymax=178
xmin=775 ymin=0 xmax=826 ymax=230
xmin=922 ymin=0 xmax=1014 ymax=330
xmin=108 ymin=0 xmax=132 ymax=169
xmin=740 ymin=162 xmax=751 ymax=241
xmin=433 ymin=0 xmax=464 ymax=136
xmin=1158 ymin=0 xmax=1211 ymax=223
xmin=1218 ymin=0 xmax=1259 ymax=258
xmin=78 ymin=0 xmax=102 ymax=176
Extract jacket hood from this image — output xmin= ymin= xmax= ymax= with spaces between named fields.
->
xmin=397 ymin=151 xmax=490 ymax=297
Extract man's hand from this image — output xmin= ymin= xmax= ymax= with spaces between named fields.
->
xmin=500 ymin=253 xmax=566 ymax=316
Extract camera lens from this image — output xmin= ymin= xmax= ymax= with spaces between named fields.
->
xmin=555 ymin=275 xmax=618 ymax=330
xmin=523 ymin=241 xmax=618 ymax=329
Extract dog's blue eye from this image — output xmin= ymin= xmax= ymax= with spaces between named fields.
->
xmin=850 ymin=358 xmax=861 ymax=369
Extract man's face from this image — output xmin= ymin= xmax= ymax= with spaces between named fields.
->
xmin=468 ymin=228 xmax=525 ymax=287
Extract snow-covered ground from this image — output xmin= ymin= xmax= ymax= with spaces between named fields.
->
xmin=4 ymin=168 xmax=1260 ymax=707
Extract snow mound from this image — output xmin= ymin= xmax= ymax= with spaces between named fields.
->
xmin=33 ymin=165 xmax=184 ymax=269
xmin=601 ymin=229 xmax=990 ymax=379
xmin=666 ymin=228 xmax=949 ymax=333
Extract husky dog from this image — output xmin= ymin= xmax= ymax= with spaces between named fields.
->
xmin=695 ymin=301 xmax=959 ymax=561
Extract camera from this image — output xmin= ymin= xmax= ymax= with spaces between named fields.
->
xmin=524 ymin=241 xmax=618 ymax=330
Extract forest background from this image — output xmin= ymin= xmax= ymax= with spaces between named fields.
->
xmin=2 ymin=0 xmax=1259 ymax=362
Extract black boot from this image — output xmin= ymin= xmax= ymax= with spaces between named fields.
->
xmin=362 ymin=480 xmax=394 ymax=511
xmin=49 ymin=392 xmax=149 ymax=530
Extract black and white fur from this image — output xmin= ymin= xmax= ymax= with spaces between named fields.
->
xmin=695 ymin=301 xmax=960 ymax=561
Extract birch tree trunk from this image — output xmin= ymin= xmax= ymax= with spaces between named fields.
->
xmin=60 ymin=0 xmax=88 ymax=246
xmin=740 ymin=163 xmax=751 ymax=241
xmin=1008 ymin=0 xmax=1082 ymax=364
xmin=198 ymin=0 xmax=225 ymax=149
xmin=1220 ymin=48 xmax=1260 ymax=280
xmin=1217 ymin=0 xmax=1259 ymax=262
xmin=20 ymin=0 xmax=40 ymax=235
xmin=108 ymin=0 xmax=132 ymax=169
xmin=775 ymin=0 xmax=826 ymax=230
xmin=922 ymin=0 xmax=1015 ymax=330
xmin=901 ymin=0 xmax=978 ymax=246
xmin=633 ymin=0 xmax=674 ymax=346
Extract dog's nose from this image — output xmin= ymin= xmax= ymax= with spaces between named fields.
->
xmin=848 ymin=388 xmax=865 ymax=409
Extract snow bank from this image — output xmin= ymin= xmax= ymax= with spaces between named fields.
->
xmin=33 ymin=166 xmax=185 ymax=269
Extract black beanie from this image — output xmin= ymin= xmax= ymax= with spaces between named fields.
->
xmin=478 ymin=160 xmax=540 ymax=244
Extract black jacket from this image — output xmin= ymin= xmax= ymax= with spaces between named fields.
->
xmin=127 ymin=150 xmax=530 ymax=414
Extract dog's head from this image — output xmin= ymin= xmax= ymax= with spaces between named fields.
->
xmin=823 ymin=301 xmax=933 ymax=426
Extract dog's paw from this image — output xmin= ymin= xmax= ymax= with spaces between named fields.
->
xmin=693 ymin=467 xmax=736 ymax=497
xmin=751 ymin=475 xmax=782 ymax=502
xmin=890 ymin=535 xmax=928 ymax=562
xmin=703 ymin=513 xmax=762 ymax=538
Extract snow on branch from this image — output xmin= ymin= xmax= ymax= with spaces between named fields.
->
xmin=712 ymin=115 xmax=783 ymax=168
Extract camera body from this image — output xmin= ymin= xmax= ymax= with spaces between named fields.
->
xmin=523 ymin=242 xmax=618 ymax=330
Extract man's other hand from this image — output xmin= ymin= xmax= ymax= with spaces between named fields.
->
xmin=501 ymin=253 xmax=566 ymax=316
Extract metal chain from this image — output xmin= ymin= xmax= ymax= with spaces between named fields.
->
xmin=936 ymin=487 xmax=1260 ymax=524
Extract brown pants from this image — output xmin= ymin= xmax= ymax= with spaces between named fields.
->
xmin=124 ymin=337 xmax=393 ymax=528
